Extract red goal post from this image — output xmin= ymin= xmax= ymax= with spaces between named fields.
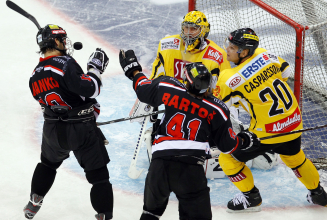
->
xmin=189 ymin=0 xmax=327 ymax=163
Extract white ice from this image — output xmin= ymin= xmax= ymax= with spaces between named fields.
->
xmin=1 ymin=0 xmax=327 ymax=219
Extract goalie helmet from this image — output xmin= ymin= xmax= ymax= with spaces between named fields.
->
xmin=227 ymin=28 xmax=259 ymax=56
xmin=36 ymin=24 xmax=73 ymax=55
xmin=182 ymin=62 xmax=212 ymax=95
xmin=181 ymin=11 xmax=210 ymax=51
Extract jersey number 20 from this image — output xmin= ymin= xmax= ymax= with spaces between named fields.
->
xmin=259 ymin=79 xmax=293 ymax=117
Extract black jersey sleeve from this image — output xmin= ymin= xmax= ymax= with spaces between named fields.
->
xmin=132 ymin=73 xmax=163 ymax=107
xmin=211 ymin=118 xmax=241 ymax=154
xmin=62 ymin=58 xmax=102 ymax=98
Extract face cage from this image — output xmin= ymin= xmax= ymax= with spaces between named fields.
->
xmin=63 ymin=37 xmax=74 ymax=56
xmin=181 ymin=23 xmax=204 ymax=46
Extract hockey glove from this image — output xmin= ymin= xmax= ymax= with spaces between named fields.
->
xmin=119 ymin=49 xmax=142 ymax=80
xmin=237 ymin=131 xmax=261 ymax=152
xmin=87 ymin=48 xmax=109 ymax=73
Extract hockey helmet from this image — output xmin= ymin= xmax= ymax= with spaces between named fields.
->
xmin=181 ymin=11 xmax=210 ymax=51
xmin=182 ymin=62 xmax=212 ymax=95
xmin=227 ymin=28 xmax=259 ymax=56
xmin=36 ymin=24 xmax=73 ymax=55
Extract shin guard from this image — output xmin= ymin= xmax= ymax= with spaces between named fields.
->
xmin=219 ymin=153 xmax=254 ymax=192
xmin=280 ymin=150 xmax=320 ymax=190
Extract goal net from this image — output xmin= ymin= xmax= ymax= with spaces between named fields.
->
xmin=190 ymin=0 xmax=327 ymax=165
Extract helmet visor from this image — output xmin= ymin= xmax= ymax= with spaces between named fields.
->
xmin=181 ymin=22 xmax=202 ymax=45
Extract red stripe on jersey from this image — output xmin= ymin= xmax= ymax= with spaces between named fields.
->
xmin=39 ymin=55 xmax=59 ymax=62
xmin=153 ymin=136 xmax=187 ymax=145
xmin=228 ymin=136 xmax=240 ymax=154
xmin=202 ymin=99 xmax=228 ymax=120
xmin=94 ymin=106 xmax=100 ymax=114
xmin=159 ymin=82 xmax=186 ymax=91
xmin=134 ymin=76 xmax=147 ymax=90
xmin=44 ymin=65 xmax=65 ymax=75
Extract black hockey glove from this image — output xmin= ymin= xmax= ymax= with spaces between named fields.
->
xmin=237 ymin=131 xmax=261 ymax=152
xmin=87 ymin=48 xmax=109 ymax=73
xmin=119 ymin=49 xmax=142 ymax=80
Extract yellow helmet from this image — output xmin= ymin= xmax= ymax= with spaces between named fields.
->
xmin=181 ymin=11 xmax=210 ymax=51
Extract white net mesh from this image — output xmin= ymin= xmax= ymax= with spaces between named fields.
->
xmin=194 ymin=0 xmax=327 ymax=161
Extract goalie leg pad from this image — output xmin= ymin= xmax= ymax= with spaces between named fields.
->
xmin=280 ymin=150 xmax=319 ymax=190
xmin=219 ymin=153 xmax=254 ymax=192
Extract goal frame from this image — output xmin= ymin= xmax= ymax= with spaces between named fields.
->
xmin=188 ymin=0 xmax=306 ymax=109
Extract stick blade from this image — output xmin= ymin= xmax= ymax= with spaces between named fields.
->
xmin=128 ymin=166 xmax=144 ymax=179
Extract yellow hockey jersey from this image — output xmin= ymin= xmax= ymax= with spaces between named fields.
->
xmin=150 ymin=34 xmax=231 ymax=92
xmin=214 ymin=48 xmax=303 ymax=144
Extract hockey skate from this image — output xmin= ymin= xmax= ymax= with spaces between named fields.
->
xmin=23 ymin=193 xmax=44 ymax=219
xmin=307 ymin=184 xmax=327 ymax=207
xmin=227 ymin=186 xmax=262 ymax=213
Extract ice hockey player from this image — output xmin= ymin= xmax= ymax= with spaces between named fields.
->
xmin=24 ymin=24 xmax=113 ymax=220
xmin=119 ymin=49 xmax=261 ymax=220
xmin=130 ymin=10 xmax=231 ymax=164
xmin=215 ymin=27 xmax=327 ymax=212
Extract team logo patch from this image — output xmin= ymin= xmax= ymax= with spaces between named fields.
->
xmin=239 ymin=52 xmax=271 ymax=79
xmin=81 ymin=75 xmax=91 ymax=82
xmin=140 ymin=80 xmax=152 ymax=86
xmin=202 ymin=46 xmax=223 ymax=64
xmin=265 ymin=107 xmax=302 ymax=133
xmin=225 ymin=73 xmax=245 ymax=90
xmin=161 ymin=38 xmax=180 ymax=50
xmin=92 ymin=58 xmax=102 ymax=66
xmin=228 ymin=127 xmax=236 ymax=139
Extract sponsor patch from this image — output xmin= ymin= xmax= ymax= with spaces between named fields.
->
xmin=202 ymin=46 xmax=223 ymax=64
xmin=161 ymin=38 xmax=180 ymax=50
xmin=52 ymin=30 xmax=66 ymax=35
xmin=37 ymin=34 xmax=42 ymax=43
xmin=243 ymin=34 xmax=259 ymax=41
xmin=228 ymin=172 xmax=246 ymax=182
xmin=174 ymin=59 xmax=190 ymax=80
xmin=265 ymin=107 xmax=302 ymax=133
xmin=293 ymin=169 xmax=302 ymax=178
xmin=267 ymin=51 xmax=280 ymax=64
xmin=239 ymin=52 xmax=271 ymax=79
xmin=225 ymin=73 xmax=245 ymax=90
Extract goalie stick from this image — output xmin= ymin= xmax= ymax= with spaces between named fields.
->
xmin=97 ymin=109 xmax=164 ymax=126
xmin=6 ymin=0 xmax=41 ymax=30
xmin=260 ymin=123 xmax=327 ymax=140
xmin=128 ymin=116 xmax=149 ymax=179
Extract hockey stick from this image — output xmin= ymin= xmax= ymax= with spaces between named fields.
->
xmin=97 ymin=109 xmax=164 ymax=126
xmin=128 ymin=116 xmax=149 ymax=179
xmin=6 ymin=0 xmax=41 ymax=30
xmin=260 ymin=123 xmax=327 ymax=140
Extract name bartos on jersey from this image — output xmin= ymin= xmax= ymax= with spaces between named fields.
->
xmin=225 ymin=52 xmax=281 ymax=93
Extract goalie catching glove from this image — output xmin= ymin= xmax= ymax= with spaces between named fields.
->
xmin=237 ymin=131 xmax=261 ymax=152
xmin=119 ymin=49 xmax=142 ymax=80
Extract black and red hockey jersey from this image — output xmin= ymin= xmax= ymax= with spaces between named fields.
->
xmin=29 ymin=55 xmax=102 ymax=110
xmin=133 ymin=73 xmax=240 ymax=164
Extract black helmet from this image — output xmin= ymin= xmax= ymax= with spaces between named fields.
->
xmin=182 ymin=62 xmax=212 ymax=95
xmin=228 ymin=28 xmax=259 ymax=56
xmin=36 ymin=24 xmax=72 ymax=55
